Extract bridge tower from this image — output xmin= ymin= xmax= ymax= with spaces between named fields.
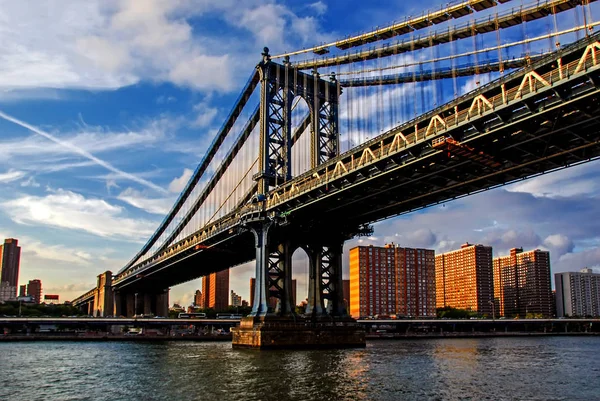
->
xmin=233 ymin=49 xmax=364 ymax=348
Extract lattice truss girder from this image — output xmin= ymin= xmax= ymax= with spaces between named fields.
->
xmin=267 ymin=245 xmax=285 ymax=304
xmin=316 ymin=100 xmax=338 ymax=165
xmin=266 ymin=83 xmax=287 ymax=182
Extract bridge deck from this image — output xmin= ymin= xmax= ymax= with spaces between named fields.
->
xmin=108 ymin=33 xmax=600 ymax=292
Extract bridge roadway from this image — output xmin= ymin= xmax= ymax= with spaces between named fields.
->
xmin=105 ymin=33 xmax=600 ymax=298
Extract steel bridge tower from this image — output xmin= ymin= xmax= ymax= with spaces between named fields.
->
xmin=234 ymin=48 xmax=365 ymax=347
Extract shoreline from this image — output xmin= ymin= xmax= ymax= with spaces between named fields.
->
xmin=0 ymin=334 xmax=233 ymax=342
xmin=1 ymin=331 xmax=599 ymax=342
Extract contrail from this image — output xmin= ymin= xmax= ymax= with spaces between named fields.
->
xmin=0 ymin=110 xmax=168 ymax=194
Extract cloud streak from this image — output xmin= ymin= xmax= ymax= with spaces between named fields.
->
xmin=0 ymin=110 xmax=168 ymax=194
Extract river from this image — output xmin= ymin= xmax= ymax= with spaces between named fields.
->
xmin=0 ymin=337 xmax=597 ymax=400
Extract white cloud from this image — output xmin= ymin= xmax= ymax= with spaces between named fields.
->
xmin=542 ymin=234 xmax=574 ymax=258
xmin=507 ymin=162 xmax=600 ymax=199
xmin=168 ymin=168 xmax=193 ymax=193
xmin=192 ymin=100 xmax=219 ymax=128
xmin=0 ymin=110 xmax=168 ymax=194
xmin=156 ymin=95 xmax=177 ymax=104
xmin=308 ymin=2 xmax=327 ymax=16
xmin=117 ymin=187 xmax=174 ymax=215
xmin=2 ymin=188 xmax=157 ymax=241
xmin=20 ymin=176 xmax=40 ymax=188
xmin=0 ymin=169 xmax=26 ymax=183
xmin=23 ymin=241 xmax=95 ymax=266
xmin=0 ymin=1 xmax=241 ymax=93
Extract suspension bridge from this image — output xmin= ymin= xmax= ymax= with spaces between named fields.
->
xmin=72 ymin=0 xmax=600 ymax=347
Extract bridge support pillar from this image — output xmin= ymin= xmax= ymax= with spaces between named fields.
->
xmin=113 ymin=291 xmax=122 ymax=317
xmin=306 ymin=239 xmax=347 ymax=317
xmin=155 ymin=290 xmax=169 ymax=317
xmin=233 ymin=224 xmax=363 ymax=349
xmin=248 ymin=221 xmax=272 ymax=317
xmin=143 ymin=293 xmax=152 ymax=316
xmin=125 ymin=293 xmax=135 ymax=317
xmin=92 ymin=271 xmax=113 ymax=317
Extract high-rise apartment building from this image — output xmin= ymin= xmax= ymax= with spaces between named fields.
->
xmin=493 ymin=248 xmax=553 ymax=317
xmin=349 ymin=244 xmax=436 ymax=318
xmin=230 ymin=290 xmax=242 ymax=307
xmin=555 ymin=268 xmax=600 ymax=317
xmin=435 ymin=243 xmax=494 ymax=314
xmin=200 ymin=269 xmax=229 ymax=311
xmin=19 ymin=285 xmax=26 ymax=297
xmin=27 ymin=279 xmax=42 ymax=304
xmin=193 ymin=290 xmax=202 ymax=307
xmin=0 ymin=238 xmax=21 ymax=301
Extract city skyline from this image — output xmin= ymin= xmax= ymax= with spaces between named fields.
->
xmin=0 ymin=0 xmax=599 ymax=306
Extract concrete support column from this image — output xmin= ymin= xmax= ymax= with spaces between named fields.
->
xmin=113 ymin=291 xmax=122 ymax=317
xmin=156 ymin=289 xmax=169 ymax=317
xmin=126 ymin=293 xmax=135 ymax=317
xmin=87 ymin=301 xmax=94 ymax=316
xmin=143 ymin=293 xmax=152 ymax=316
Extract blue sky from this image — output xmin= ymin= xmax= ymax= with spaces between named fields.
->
xmin=1 ymin=0 xmax=599 ymax=306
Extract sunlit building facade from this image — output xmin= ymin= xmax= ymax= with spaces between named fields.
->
xmin=193 ymin=290 xmax=202 ymax=307
xmin=26 ymin=279 xmax=42 ymax=304
xmin=201 ymin=269 xmax=229 ymax=311
xmin=349 ymin=244 xmax=436 ymax=318
xmin=493 ymin=248 xmax=553 ymax=317
xmin=435 ymin=243 xmax=493 ymax=314
xmin=0 ymin=238 xmax=21 ymax=302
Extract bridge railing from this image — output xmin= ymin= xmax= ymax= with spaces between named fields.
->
xmin=72 ymin=288 xmax=95 ymax=306
xmin=268 ymin=37 xmax=600 ymax=209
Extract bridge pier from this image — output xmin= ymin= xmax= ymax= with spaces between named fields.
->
xmin=92 ymin=271 xmax=113 ymax=317
xmin=233 ymin=218 xmax=364 ymax=348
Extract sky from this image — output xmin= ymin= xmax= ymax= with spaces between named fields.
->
xmin=0 ymin=0 xmax=599 ymax=307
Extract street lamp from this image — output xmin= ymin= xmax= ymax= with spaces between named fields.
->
xmin=488 ymin=300 xmax=496 ymax=321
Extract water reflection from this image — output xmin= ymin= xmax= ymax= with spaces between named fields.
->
xmin=1 ymin=338 xmax=600 ymax=401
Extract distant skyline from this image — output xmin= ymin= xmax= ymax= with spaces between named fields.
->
xmin=1 ymin=0 xmax=599 ymax=306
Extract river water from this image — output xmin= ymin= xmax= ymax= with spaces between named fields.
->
xmin=0 ymin=337 xmax=598 ymax=401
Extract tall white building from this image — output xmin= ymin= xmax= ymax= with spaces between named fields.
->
xmin=555 ymin=268 xmax=600 ymax=317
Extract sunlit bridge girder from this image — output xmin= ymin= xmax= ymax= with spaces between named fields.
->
xmin=294 ymin=0 xmax=597 ymax=70
xmin=272 ymin=0 xmax=511 ymax=58
xmin=339 ymin=55 xmax=546 ymax=87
